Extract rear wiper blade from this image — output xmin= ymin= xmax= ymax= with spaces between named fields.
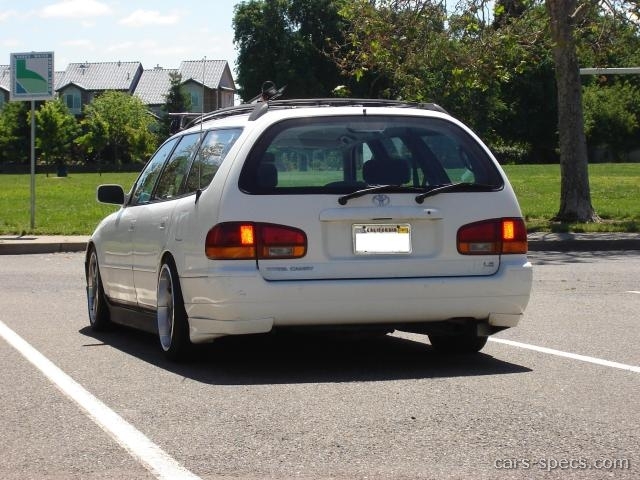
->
xmin=338 ymin=185 xmax=424 ymax=205
xmin=415 ymin=183 xmax=499 ymax=204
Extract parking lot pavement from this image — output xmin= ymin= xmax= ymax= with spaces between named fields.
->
xmin=1 ymin=232 xmax=640 ymax=255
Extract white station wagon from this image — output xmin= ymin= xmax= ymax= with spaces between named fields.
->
xmin=85 ymin=98 xmax=532 ymax=360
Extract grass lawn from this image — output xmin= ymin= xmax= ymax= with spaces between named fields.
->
xmin=0 ymin=164 xmax=638 ymax=235
xmin=503 ymin=163 xmax=639 ymax=233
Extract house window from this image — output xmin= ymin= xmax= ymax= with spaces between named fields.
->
xmin=190 ymin=92 xmax=200 ymax=109
xmin=64 ymin=93 xmax=81 ymax=110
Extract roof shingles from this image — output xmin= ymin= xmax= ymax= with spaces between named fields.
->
xmin=134 ymin=68 xmax=177 ymax=105
xmin=57 ymin=61 xmax=142 ymax=92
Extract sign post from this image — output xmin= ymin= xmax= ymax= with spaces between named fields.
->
xmin=9 ymin=51 xmax=55 ymax=230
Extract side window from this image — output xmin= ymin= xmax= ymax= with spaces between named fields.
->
xmin=154 ymin=133 xmax=201 ymax=200
xmin=185 ymin=128 xmax=243 ymax=192
xmin=130 ymin=138 xmax=179 ymax=205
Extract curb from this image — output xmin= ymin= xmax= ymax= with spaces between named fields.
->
xmin=526 ymin=232 xmax=640 ymax=252
xmin=0 ymin=236 xmax=90 ymax=255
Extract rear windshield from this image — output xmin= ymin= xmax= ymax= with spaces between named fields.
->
xmin=239 ymin=115 xmax=503 ymax=194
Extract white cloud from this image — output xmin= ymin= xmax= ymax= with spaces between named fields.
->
xmin=0 ymin=10 xmax=18 ymax=22
xmin=119 ymin=9 xmax=179 ymax=27
xmin=1 ymin=38 xmax=21 ymax=48
xmin=41 ymin=0 xmax=112 ymax=18
xmin=62 ymin=39 xmax=96 ymax=49
xmin=105 ymin=41 xmax=135 ymax=53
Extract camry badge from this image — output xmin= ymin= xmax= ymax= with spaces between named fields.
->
xmin=372 ymin=194 xmax=390 ymax=207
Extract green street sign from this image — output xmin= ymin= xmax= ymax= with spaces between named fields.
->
xmin=10 ymin=51 xmax=54 ymax=101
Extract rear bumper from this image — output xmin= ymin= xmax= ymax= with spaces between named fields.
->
xmin=183 ymin=257 xmax=532 ymax=344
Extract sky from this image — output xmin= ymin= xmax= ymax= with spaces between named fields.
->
xmin=0 ymin=0 xmax=240 ymax=73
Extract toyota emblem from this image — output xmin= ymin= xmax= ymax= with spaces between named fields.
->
xmin=372 ymin=194 xmax=390 ymax=207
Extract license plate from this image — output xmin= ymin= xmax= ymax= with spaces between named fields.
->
xmin=353 ymin=224 xmax=411 ymax=254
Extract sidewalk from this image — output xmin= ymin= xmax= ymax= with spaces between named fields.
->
xmin=1 ymin=232 xmax=640 ymax=255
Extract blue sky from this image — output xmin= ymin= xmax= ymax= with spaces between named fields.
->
xmin=0 ymin=0 xmax=240 ymax=73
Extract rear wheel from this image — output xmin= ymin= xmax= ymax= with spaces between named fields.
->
xmin=86 ymin=248 xmax=111 ymax=330
xmin=428 ymin=334 xmax=488 ymax=354
xmin=157 ymin=260 xmax=191 ymax=361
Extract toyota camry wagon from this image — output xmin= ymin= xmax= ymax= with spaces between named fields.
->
xmin=85 ymin=98 xmax=532 ymax=360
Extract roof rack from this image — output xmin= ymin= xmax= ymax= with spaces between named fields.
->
xmin=184 ymin=98 xmax=448 ymax=129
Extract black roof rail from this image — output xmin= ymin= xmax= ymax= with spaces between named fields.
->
xmin=184 ymin=98 xmax=449 ymax=129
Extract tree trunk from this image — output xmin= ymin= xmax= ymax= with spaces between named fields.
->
xmin=546 ymin=0 xmax=599 ymax=223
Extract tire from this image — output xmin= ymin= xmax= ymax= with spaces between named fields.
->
xmin=86 ymin=248 xmax=111 ymax=331
xmin=157 ymin=260 xmax=191 ymax=361
xmin=428 ymin=334 xmax=488 ymax=354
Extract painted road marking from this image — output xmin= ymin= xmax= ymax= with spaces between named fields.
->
xmin=489 ymin=337 xmax=640 ymax=373
xmin=0 ymin=320 xmax=202 ymax=480
xmin=627 ymin=291 xmax=640 ymax=294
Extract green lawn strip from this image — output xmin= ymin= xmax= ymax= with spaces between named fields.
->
xmin=0 ymin=173 xmax=138 ymax=235
xmin=503 ymin=163 xmax=639 ymax=233
xmin=0 ymin=164 xmax=638 ymax=235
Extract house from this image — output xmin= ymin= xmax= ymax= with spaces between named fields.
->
xmin=2 ymin=59 xmax=236 ymax=117
xmin=133 ymin=66 xmax=177 ymax=117
xmin=177 ymin=60 xmax=236 ymax=112
xmin=133 ymin=60 xmax=236 ymax=117
xmin=55 ymin=61 xmax=143 ymax=116
xmin=0 ymin=65 xmax=9 ymax=109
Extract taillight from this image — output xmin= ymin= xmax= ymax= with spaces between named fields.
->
xmin=206 ymin=222 xmax=307 ymax=260
xmin=457 ymin=218 xmax=527 ymax=255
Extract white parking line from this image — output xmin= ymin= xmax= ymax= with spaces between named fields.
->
xmin=0 ymin=320 xmax=202 ymax=480
xmin=489 ymin=337 xmax=640 ymax=373
xmin=627 ymin=290 xmax=640 ymax=294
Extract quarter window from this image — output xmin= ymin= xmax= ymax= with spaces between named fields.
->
xmin=185 ymin=128 xmax=243 ymax=192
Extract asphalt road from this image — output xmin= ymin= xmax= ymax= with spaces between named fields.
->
xmin=0 ymin=251 xmax=638 ymax=479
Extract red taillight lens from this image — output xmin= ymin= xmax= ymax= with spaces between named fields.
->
xmin=457 ymin=218 xmax=527 ymax=255
xmin=206 ymin=222 xmax=307 ymax=260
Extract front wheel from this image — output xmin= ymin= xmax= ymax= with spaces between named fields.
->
xmin=428 ymin=334 xmax=488 ymax=354
xmin=86 ymin=248 xmax=111 ymax=331
xmin=157 ymin=261 xmax=191 ymax=361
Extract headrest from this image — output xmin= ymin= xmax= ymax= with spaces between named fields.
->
xmin=363 ymin=158 xmax=410 ymax=185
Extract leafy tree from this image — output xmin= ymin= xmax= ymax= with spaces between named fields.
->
xmin=334 ymin=0 xmax=640 ymax=223
xmin=76 ymin=91 xmax=158 ymax=166
xmin=34 ymin=99 xmax=80 ymax=171
xmin=583 ymin=81 xmax=640 ymax=161
xmin=233 ymin=0 xmax=348 ymax=100
xmin=161 ymin=71 xmax=191 ymax=136
xmin=0 ymin=101 xmax=31 ymax=164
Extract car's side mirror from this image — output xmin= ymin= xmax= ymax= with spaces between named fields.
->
xmin=97 ymin=184 xmax=125 ymax=205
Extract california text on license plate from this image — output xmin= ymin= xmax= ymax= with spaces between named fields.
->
xmin=353 ymin=224 xmax=412 ymax=254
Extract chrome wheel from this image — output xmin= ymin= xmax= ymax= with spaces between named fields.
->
xmin=157 ymin=261 xmax=190 ymax=360
xmin=157 ymin=264 xmax=175 ymax=352
xmin=86 ymin=249 xmax=110 ymax=330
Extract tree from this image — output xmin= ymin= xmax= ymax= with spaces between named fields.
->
xmin=334 ymin=0 xmax=640 ymax=222
xmin=583 ymin=81 xmax=640 ymax=161
xmin=546 ymin=0 xmax=598 ymax=222
xmin=0 ymin=101 xmax=31 ymax=164
xmin=34 ymin=99 xmax=79 ymax=172
xmin=161 ymin=71 xmax=191 ymax=136
xmin=233 ymin=0 xmax=347 ymax=100
xmin=76 ymin=91 xmax=158 ymax=166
